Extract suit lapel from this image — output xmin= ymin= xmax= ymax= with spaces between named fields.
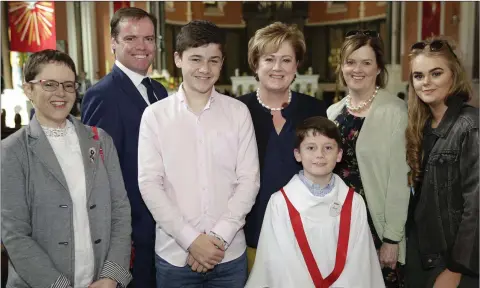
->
xmin=112 ymin=65 xmax=148 ymax=113
xmin=71 ymin=116 xmax=99 ymax=201
xmin=27 ymin=117 xmax=69 ymax=191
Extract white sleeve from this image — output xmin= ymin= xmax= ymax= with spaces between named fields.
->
xmin=245 ymin=195 xmax=291 ymax=288
xmin=336 ymin=194 xmax=385 ymax=288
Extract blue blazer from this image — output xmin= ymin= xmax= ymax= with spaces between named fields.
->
xmin=81 ymin=64 xmax=168 ymax=245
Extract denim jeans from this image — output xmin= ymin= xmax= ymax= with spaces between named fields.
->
xmin=155 ymin=251 xmax=247 ymax=288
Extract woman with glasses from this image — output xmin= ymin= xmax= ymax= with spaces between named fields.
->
xmin=1 ymin=49 xmax=132 ymax=288
xmin=405 ymin=37 xmax=478 ymax=288
xmin=327 ymin=30 xmax=410 ymax=287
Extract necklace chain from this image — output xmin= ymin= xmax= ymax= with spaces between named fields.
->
xmin=346 ymin=86 xmax=379 ymax=112
xmin=256 ymin=88 xmax=292 ymax=111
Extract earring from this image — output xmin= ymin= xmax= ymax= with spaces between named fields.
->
xmin=293 ymin=74 xmax=297 ymax=81
xmin=254 ymin=74 xmax=259 ymax=81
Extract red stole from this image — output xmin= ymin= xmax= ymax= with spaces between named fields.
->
xmin=280 ymin=187 xmax=355 ymax=288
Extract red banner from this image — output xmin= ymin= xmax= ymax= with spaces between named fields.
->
xmin=422 ymin=2 xmax=441 ymax=40
xmin=8 ymin=2 xmax=56 ymax=53
xmin=113 ymin=1 xmax=130 ymax=13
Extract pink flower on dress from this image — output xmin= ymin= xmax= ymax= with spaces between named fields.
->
xmin=342 ymin=169 xmax=350 ymax=178
xmin=348 ymin=129 xmax=358 ymax=140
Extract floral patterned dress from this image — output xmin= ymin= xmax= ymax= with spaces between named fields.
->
xmin=333 ymin=106 xmax=404 ymax=287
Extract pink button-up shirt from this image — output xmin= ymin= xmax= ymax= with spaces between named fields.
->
xmin=138 ymin=85 xmax=260 ymax=266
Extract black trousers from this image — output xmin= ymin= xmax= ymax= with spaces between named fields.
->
xmin=405 ymin=228 xmax=478 ymax=288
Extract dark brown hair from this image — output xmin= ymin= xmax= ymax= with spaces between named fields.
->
xmin=337 ymin=33 xmax=388 ymax=88
xmin=175 ymin=20 xmax=225 ymax=57
xmin=110 ymin=7 xmax=157 ymax=40
xmin=23 ymin=49 xmax=77 ymax=82
xmin=295 ymin=116 xmax=342 ymax=149
xmin=406 ymin=36 xmax=472 ymax=186
xmin=248 ymin=22 xmax=306 ymax=72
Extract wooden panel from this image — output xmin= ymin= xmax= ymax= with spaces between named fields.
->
xmin=444 ymin=1 xmax=460 ymax=44
xmin=55 ymin=2 xmax=68 ymax=41
xmin=402 ymin=2 xmax=419 ymax=81
xmin=165 ymin=1 xmax=188 ymax=23
xmin=191 ymin=2 xmax=243 ymax=26
xmin=308 ymin=2 xmax=360 ymax=23
xmin=96 ymin=1 xmax=112 ymax=78
xmin=133 ymin=1 xmax=147 ymax=11
xmin=364 ymin=2 xmax=387 ymax=18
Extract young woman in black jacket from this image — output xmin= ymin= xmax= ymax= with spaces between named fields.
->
xmin=405 ymin=37 xmax=479 ymax=288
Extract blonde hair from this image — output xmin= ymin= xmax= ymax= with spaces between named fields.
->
xmin=247 ymin=22 xmax=306 ymax=73
xmin=336 ymin=33 xmax=388 ymax=88
xmin=406 ymin=36 xmax=473 ymax=186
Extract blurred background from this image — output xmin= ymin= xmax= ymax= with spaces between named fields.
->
xmin=1 ymin=1 xmax=479 ymax=136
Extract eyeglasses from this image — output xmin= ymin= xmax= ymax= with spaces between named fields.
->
xmin=410 ymin=40 xmax=458 ymax=59
xmin=28 ymin=79 xmax=80 ymax=93
xmin=345 ymin=30 xmax=379 ymax=38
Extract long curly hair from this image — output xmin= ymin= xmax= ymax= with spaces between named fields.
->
xmin=406 ymin=36 xmax=473 ymax=187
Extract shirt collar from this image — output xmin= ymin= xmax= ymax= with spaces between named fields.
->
xmin=298 ymin=170 xmax=335 ymax=197
xmin=175 ymin=83 xmax=217 ymax=109
xmin=429 ymin=95 xmax=466 ymax=138
xmin=115 ymin=60 xmax=148 ymax=88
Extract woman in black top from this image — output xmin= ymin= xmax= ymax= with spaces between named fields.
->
xmin=405 ymin=37 xmax=479 ymax=287
xmin=237 ymin=22 xmax=326 ymax=272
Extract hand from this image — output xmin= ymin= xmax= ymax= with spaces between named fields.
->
xmin=379 ymin=243 xmax=399 ymax=269
xmin=188 ymin=234 xmax=225 ymax=269
xmin=433 ymin=269 xmax=461 ymax=288
xmin=187 ymin=253 xmax=208 ymax=273
xmin=88 ymin=278 xmax=117 ymax=288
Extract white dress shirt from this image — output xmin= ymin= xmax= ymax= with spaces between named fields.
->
xmin=138 ymin=84 xmax=260 ymax=266
xmin=43 ymin=120 xmax=94 ymax=288
xmin=115 ymin=60 xmax=157 ymax=105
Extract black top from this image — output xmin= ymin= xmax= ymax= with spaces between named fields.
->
xmin=237 ymin=91 xmax=327 ymax=248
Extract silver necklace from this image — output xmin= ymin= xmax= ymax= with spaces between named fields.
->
xmin=346 ymin=86 xmax=379 ymax=112
xmin=256 ymin=88 xmax=292 ymax=111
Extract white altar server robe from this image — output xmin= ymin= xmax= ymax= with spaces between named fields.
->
xmin=246 ymin=174 xmax=384 ymax=288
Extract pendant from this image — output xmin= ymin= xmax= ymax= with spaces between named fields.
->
xmin=330 ymin=201 xmax=342 ymax=217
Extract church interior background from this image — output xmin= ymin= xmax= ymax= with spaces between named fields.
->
xmin=1 ymin=1 xmax=479 ymax=132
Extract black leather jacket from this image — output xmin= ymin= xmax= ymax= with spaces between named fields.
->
xmin=413 ymin=96 xmax=479 ymax=276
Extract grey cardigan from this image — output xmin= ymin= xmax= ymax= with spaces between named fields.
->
xmin=1 ymin=116 xmax=132 ymax=288
xmin=327 ymin=89 xmax=410 ymax=264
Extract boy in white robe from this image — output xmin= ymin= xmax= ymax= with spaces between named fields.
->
xmin=246 ymin=116 xmax=384 ymax=288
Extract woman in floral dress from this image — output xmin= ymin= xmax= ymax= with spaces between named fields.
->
xmin=327 ymin=30 xmax=410 ymax=287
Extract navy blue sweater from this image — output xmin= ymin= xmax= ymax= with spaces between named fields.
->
xmin=238 ymin=91 xmax=327 ymax=248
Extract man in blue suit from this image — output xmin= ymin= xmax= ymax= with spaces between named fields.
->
xmin=82 ymin=7 xmax=168 ymax=288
